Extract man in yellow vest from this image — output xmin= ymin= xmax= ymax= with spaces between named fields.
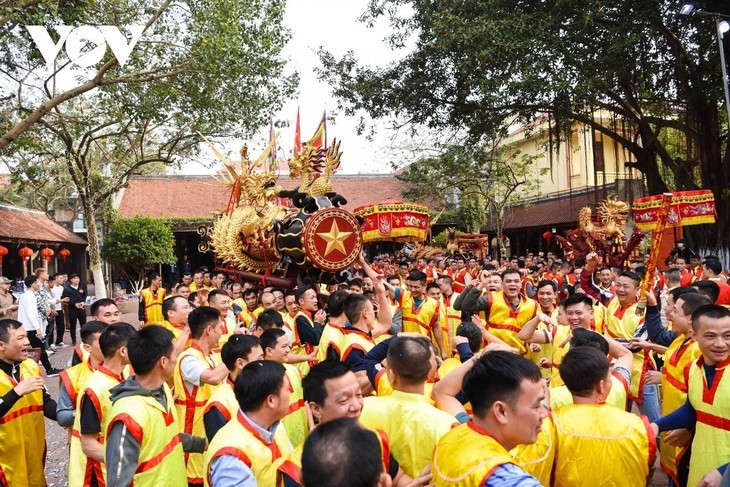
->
xmin=278 ymin=360 xmax=430 ymax=487
xmin=138 ymin=271 xmax=166 ymax=326
xmin=553 ymin=346 xmax=656 ymax=487
xmin=72 ymin=322 xmax=135 ymax=487
xmin=189 ymin=269 xmax=205 ymax=293
xmin=291 ymin=287 xmax=326 ymax=375
xmin=427 ymin=283 xmax=453 ymax=358
xmin=0 ymin=318 xmax=57 ymax=487
xmin=437 ymin=275 xmax=462 ymax=340
xmin=360 ymin=336 xmax=458 ymax=478
xmin=238 ymin=289 xmax=264 ymax=329
xmin=203 ymin=334 xmax=264 ymax=441
xmin=316 ymin=290 xmax=348 ymax=362
xmin=204 ymin=360 xmax=293 ymax=486
xmin=580 ymin=252 xmax=659 ymax=420
xmin=159 ymin=295 xmax=193 ymax=355
xmin=432 ymin=351 xmax=547 ymax=486
xmin=261 ymin=327 xmax=308 ymax=448
xmin=652 ymin=304 xmax=730 ymax=487
xmin=105 ymin=325 xmax=206 ymax=486
xmin=69 ymin=299 xmax=121 ymax=368
xmin=173 ymin=306 xmax=230 ymax=486
xmin=455 ymin=268 xmax=538 ymax=355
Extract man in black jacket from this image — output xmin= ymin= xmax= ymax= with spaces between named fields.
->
xmin=62 ymin=273 xmax=87 ymax=346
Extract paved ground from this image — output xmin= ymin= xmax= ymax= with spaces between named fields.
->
xmin=41 ymin=311 xmax=670 ymax=486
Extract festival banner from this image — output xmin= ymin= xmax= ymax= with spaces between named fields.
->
xmin=632 ymin=189 xmax=716 ymax=231
xmin=355 ymin=200 xmax=430 ymax=242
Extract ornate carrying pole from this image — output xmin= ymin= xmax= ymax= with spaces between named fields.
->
xmin=635 ymin=193 xmax=673 ymax=316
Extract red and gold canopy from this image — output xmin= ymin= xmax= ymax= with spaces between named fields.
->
xmin=354 ymin=198 xmax=429 ymax=243
xmin=632 ymin=189 xmax=716 ymax=231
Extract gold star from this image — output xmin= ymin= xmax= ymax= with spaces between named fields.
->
xmin=317 ymin=220 xmax=353 ymax=257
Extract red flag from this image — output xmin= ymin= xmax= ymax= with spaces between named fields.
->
xmin=294 ymin=106 xmax=302 ymax=154
xmin=307 ymin=110 xmax=327 ymax=150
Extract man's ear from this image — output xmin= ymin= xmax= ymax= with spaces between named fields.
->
xmin=491 ymin=400 xmax=510 ymax=425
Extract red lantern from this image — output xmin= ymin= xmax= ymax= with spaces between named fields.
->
xmin=40 ymin=248 xmax=54 ymax=262
xmin=542 ymin=231 xmax=554 ymax=244
xmin=0 ymin=245 xmax=7 ymax=264
xmin=18 ymin=247 xmax=33 ymax=262
xmin=59 ymin=248 xmax=71 ymax=262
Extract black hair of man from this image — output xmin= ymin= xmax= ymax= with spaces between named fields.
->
xmin=243 ymin=288 xmax=258 ymax=299
xmin=327 ymin=291 xmax=349 ymax=318
xmin=536 ymin=280 xmax=557 ymax=292
xmin=426 ymin=282 xmax=440 ymax=292
xmin=90 ymin=298 xmax=117 ymax=318
xmin=691 ymin=304 xmax=730 ymax=332
xmin=301 ymin=417 xmax=383 ymax=487
xmin=127 ymin=325 xmax=174 ymax=375
xmin=483 ymin=264 xmax=497 ymax=272
xmin=302 ymin=360 xmax=353 ymax=405
xmin=147 ymin=271 xmax=160 ymax=282
xmin=463 ymin=351 xmax=542 ymax=417
xmin=188 ymin=306 xmax=221 ymax=339
xmin=677 ymin=292 xmax=712 ymax=316
xmin=550 ymin=262 xmax=561 ymax=272
xmin=207 ymin=288 xmax=229 ymax=303
xmin=342 ymin=293 xmax=370 ymax=326
xmin=574 ymin=258 xmax=585 ymax=268
xmin=182 ymin=271 xmax=192 ymax=278
xmin=569 ymin=328 xmax=609 ymax=355
xmin=0 ymin=318 xmax=23 ymax=343
xmin=439 ymin=275 xmax=453 ymax=286
xmin=295 ymin=286 xmax=314 ymax=303
xmin=348 ymin=278 xmax=363 ymax=288
xmin=669 ymin=286 xmax=698 ymax=302
xmin=664 ymin=268 xmax=682 ymax=284
xmin=188 ymin=291 xmax=199 ymax=306
xmin=385 ymin=274 xmax=400 ymax=284
xmin=213 ymin=270 xmax=227 ymax=279
xmin=407 ymin=270 xmax=427 ymax=285
xmin=619 ymin=270 xmax=642 ymax=287
xmin=99 ymin=322 xmax=136 ymax=358
xmin=692 ymin=280 xmax=720 ymax=304
xmin=260 ymin=327 xmax=287 ymax=353
xmin=704 ymin=259 xmax=723 ymax=276
xmin=162 ymin=295 xmax=186 ymax=320
xmin=561 ymin=262 xmax=573 ymax=270
xmin=80 ymin=321 xmax=107 ymax=345
xmin=24 ymin=275 xmax=38 ymax=288
xmin=563 ymin=293 xmax=594 ymax=310
xmin=456 ymin=321 xmax=482 ymax=353
xmin=386 ymin=336 xmax=430 ymax=386
xmin=234 ymin=360 xmax=286 ymax=413
xmin=257 ymin=308 xmax=284 ymax=331
xmin=221 ymin=334 xmax=261 ymax=370
xmin=501 ymin=268 xmax=521 ymax=280
xmin=559 ymin=346 xmax=610 ymax=397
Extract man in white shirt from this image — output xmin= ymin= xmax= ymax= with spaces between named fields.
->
xmin=50 ymin=273 xmax=69 ymax=348
xmin=18 ymin=275 xmax=60 ymax=376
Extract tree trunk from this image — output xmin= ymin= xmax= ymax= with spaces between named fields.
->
xmin=83 ymin=201 xmax=107 ymax=299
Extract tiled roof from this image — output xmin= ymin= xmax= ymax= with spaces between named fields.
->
xmin=0 ymin=204 xmax=87 ymax=245
xmin=117 ymin=174 xmax=417 ymax=219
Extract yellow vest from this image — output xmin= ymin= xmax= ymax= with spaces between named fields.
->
xmin=549 ymin=325 xmax=572 ymax=387
xmin=432 ymin=421 xmax=517 ymax=487
xmin=485 ymin=291 xmax=537 ymax=355
xmin=510 ymin=413 xmax=555 ymax=486
xmin=553 ymin=403 xmax=655 ymax=487
xmin=69 ymin=365 xmax=125 ymax=487
xmin=283 ymin=364 xmax=307 ymax=448
xmin=0 ymin=359 xmax=46 ymax=487
xmin=604 ymin=297 xmax=648 ymax=401
xmin=550 ymin=372 xmax=628 ymax=411
xmin=203 ymin=377 xmax=238 ymax=425
xmin=317 ymin=323 xmax=345 ymax=362
xmin=398 ymin=289 xmax=440 ymax=336
xmin=107 ymin=382 xmax=186 ymax=485
xmin=204 ymin=409 xmax=292 ymax=487
xmin=593 ymin=303 xmax=606 ymax=334
xmin=436 ymin=301 xmax=452 ymax=357
xmin=59 ymin=357 xmax=95 ymax=418
xmin=140 ymin=287 xmax=166 ymax=324
xmin=339 ymin=327 xmax=376 ymax=363
xmin=173 ymin=344 xmax=220 ymax=484
xmin=156 ymin=319 xmax=188 ymax=343
xmin=442 ymin=292 xmax=462 ymax=339
xmin=291 ymin=311 xmax=317 ymax=376
xmin=660 ymin=335 xmax=700 ymax=482
xmin=527 ymin=307 xmax=556 ymax=378
xmin=687 ymin=356 xmax=730 ymax=487
xmin=360 ymin=390 xmax=457 ymax=477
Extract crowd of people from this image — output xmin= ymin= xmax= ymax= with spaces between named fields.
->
xmin=1 ymin=244 xmax=730 ymax=486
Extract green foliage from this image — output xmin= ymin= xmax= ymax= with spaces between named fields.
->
xmin=432 ymin=230 xmax=449 ymax=249
xmin=102 ymin=216 xmax=175 ymax=284
xmin=321 ymin=0 xmax=730 ymax=250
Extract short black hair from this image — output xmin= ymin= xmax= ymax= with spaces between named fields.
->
xmin=188 ymin=306 xmax=221 ymax=339
xmin=295 ymin=287 xmax=314 ymax=303
xmin=456 ymin=321 xmax=482 ymax=353
xmin=344 ymin=293 xmax=371 ymax=324
xmin=221 ymin=334 xmax=261 ymax=370
xmin=243 ymin=288 xmax=258 ymax=299
xmin=619 ymin=270 xmax=641 ymax=287
xmin=463 ymin=351 xmax=541 ymax=417
xmin=90 ymin=298 xmax=117 ymax=318
xmin=256 ymin=308 xmax=284 ymax=330
xmin=207 ymin=288 xmax=229 ymax=303
xmin=147 ymin=271 xmax=160 ymax=281
xmin=693 ymin=280 xmax=720 ymax=304
xmin=677 ymin=293 xmax=712 ymax=316
xmin=327 ymin=291 xmax=349 ymax=318
xmin=303 ymin=360 xmax=353 ymax=405
xmin=704 ymin=259 xmax=723 ymax=276
xmin=569 ymin=328 xmax=608 ymax=355
xmin=80 ymin=321 xmax=107 ymax=345
xmin=560 ymin=346 xmax=610 ymax=397
xmin=99 ymin=322 xmax=136 ymax=358
xmin=24 ymin=275 xmax=38 ymax=288
xmin=127 ymin=325 xmax=174 ymax=375
xmin=162 ymin=295 xmax=186 ymax=320
xmin=234 ymin=360 xmax=286 ymax=412
xmin=563 ymin=293 xmax=594 ymax=310
xmin=386 ymin=336 xmax=431 ymax=386
xmin=260 ymin=327 xmax=287 ymax=354
xmin=348 ymin=278 xmax=363 ymax=289
xmin=407 ymin=270 xmax=427 ymax=285
xmin=692 ymin=304 xmax=730 ymax=332
xmin=669 ymin=286 xmax=698 ymax=302
xmin=501 ymin=268 xmax=521 ymax=280
xmin=301 ymin=418 xmax=383 ymax=487
xmin=0 ymin=319 xmax=23 ymax=343
xmin=439 ymin=275 xmax=453 ymax=286
xmin=536 ymin=280 xmax=557 ymax=292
